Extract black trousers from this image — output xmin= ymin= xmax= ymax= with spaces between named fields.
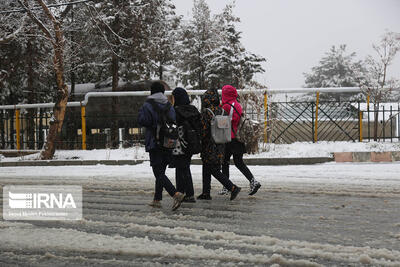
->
xmin=150 ymin=150 xmax=177 ymax=201
xmin=222 ymin=139 xmax=254 ymax=182
xmin=176 ymin=166 xmax=194 ymax=197
xmin=202 ymin=164 xmax=234 ymax=195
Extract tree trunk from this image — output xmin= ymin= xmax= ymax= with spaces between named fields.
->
xmin=159 ymin=62 xmax=163 ymax=80
xmin=40 ymin=24 xmax=69 ymax=159
xmin=38 ymin=108 xmax=44 ymax=149
xmin=0 ymin=110 xmax=5 ymax=149
xmin=110 ymin=53 xmax=119 ymax=148
xmin=21 ymin=0 xmax=69 ymax=159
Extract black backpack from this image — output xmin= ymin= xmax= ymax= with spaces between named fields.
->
xmin=147 ymin=99 xmax=178 ymax=151
xmin=181 ymin=118 xmax=201 ymax=155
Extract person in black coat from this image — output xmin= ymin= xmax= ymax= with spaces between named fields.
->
xmin=170 ymin=87 xmax=201 ymax=203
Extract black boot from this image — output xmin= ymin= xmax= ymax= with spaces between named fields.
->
xmin=197 ymin=193 xmax=212 ymax=200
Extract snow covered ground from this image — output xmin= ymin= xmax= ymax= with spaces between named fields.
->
xmin=1 ymin=161 xmax=400 ymax=266
xmin=2 ymin=141 xmax=400 ymax=162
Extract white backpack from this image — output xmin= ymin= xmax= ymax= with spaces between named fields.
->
xmin=206 ymin=108 xmax=232 ymax=144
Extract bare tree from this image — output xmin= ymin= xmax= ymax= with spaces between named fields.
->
xmin=18 ymin=0 xmax=69 ymax=159
xmin=361 ymin=31 xmax=400 ymax=140
xmin=364 ymin=32 xmax=400 ymax=139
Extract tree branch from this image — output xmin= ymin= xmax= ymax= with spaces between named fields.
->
xmin=59 ymin=4 xmax=73 ymax=21
xmin=18 ymin=0 xmax=53 ymax=42
xmin=35 ymin=0 xmax=60 ymax=29
xmin=0 ymin=15 xmax=28 ymax=44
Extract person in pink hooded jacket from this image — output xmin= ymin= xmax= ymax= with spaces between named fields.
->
xmin=219 ymin=85 xmax=262 ymax=195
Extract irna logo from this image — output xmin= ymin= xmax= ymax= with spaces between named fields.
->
xmin=3 ymin=185 xmax=82 ymax=221
xmin=8 ymin=192 xmax=77 ymax=209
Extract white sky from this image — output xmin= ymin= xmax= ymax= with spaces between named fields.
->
xmin=172 ymin=0 xmax=400 ymax=88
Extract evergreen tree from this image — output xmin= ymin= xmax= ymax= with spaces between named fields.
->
xmin=0 ymin=0 xmax=54 ymax=105
xmin=209 ymin=2 xmax=265 ymax=89
xmin=178 ymin=1 xmax=265 ymax=89
xmin=178 ymin=0 xmax=219 ymax=89
xmin=304 ymin=44 xmax=367 ymax=88
xmin=122 ymin=0 xmax=180 ymax=82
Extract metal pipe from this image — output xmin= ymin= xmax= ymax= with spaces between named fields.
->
xmin=0 ymin=87 xmax=366 ymax=110
xmin=15 ymin=109 xmax=21 ymax=150
xmin=359 ymin=111 xmax=363 ymax=142
xmin=314 ymin=91 xmax=320 ymax=143
xmin=263 ymin=92 xmax=268 ymax=143
xmin=81 ymin=106 xmax=86 ymax=150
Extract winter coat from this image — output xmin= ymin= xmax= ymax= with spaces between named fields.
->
xmin=170 ymin=88 xmax=201 ymax=168
xmin=200 ymin=89 xmax=225 ymax=165
xmin=221 ymin=85 xmax=243 ymax=139
xmin=138 ymin=92 xmax=176 ymax=152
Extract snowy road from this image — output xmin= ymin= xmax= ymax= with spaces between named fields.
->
xmin=1 ymin=162 xmax=400 ymax=266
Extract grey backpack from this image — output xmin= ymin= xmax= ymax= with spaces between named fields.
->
xmin=206 ymin=108 xmax=232 ymax=144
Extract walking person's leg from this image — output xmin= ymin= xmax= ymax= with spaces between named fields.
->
xmin=152 ymin=162 xmax=184 ymax=210
xmin=151 ymin=179 xmax=163 ymax=207
xmin=182 ymin=165 xmax=195 ymax=202
xmin=149 ymin=151 xmax=163 ymax=207
xmin=209 ymin=164 xmax=241 ymax=201
xmin=175 ymin=167 xmax=185 ymax=194
xmin=222 ymin=142 xmax=233 ymax=178
xmin=219 ymin=142 xmax=233 ymax=195
xmin=198 ymin=164 xmax=212 ymax=200
xmin=232 ymin=152 xmax=253 ymax=182
xmin=232 ymin=151 xmax=261 ymax=195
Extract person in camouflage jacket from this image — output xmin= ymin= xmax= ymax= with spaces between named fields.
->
xmin=197 ymin=89 xmax=241 ymax=201
xmin=200 ymin=89 xmax=225 ymax=165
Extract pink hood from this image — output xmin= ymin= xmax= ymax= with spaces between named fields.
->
xmin=221 ymin=85 xmax=238 ymax=104
xmin=221 ymin=85 xmax=242 ymax=139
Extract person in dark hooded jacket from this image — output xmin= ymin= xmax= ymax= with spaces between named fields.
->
xmin=138 ymin=81 xmax=184 ymax=211
xmin=197 ymin=89 xmax=241 ymax=201
xmin=170 ymin=87 xmax=201 ymax=203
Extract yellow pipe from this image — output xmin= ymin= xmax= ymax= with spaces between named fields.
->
xmin=81 ymin=106 xmax=87 ymax=150
xmin=359 ymin=111 xmax=363 ymax=142
xmin=314 ymin=91 xmax=320 ymax=143
xmin=15 ymin=109 xmax=21 ymax=150
xmin=264 ymin=92 xmax=268 ymax=143
xmin=367 ymin=94 xmax=370 ymax=107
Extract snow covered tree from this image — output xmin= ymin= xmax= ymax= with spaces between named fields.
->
xmin=302 ymin=44 xmax=368 ymax=101
xmin=362 ymin=31 xmax=400 ymax=103
xmin=1 ymin=0 xmax=61 ymax=149
xmin=207 ymin=2 xmax=265 ymax=89
xmin=119 ymin=0 xmax=180 ymax=82
xmin=304 ymin=44 xmax=367 ymax=89
xmin=361 ymin=31 xmax=400 ymax=140
xmin=206 ymin=2 xmax=242 ymax=88
xmin=17 ymin=0 xmax=71 ymax=159
xmin=177 ymin=1 xmax=265 ymax=90
xmin=146 ymin=0 xmax=181 ymax=81
xmin=85 ymin=0 xmax=137 ymax=147
xmin=177 ymin=0 xmax=219 ymax=89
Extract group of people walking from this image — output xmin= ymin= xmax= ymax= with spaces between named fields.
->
xmin=138 ymin=81 xmax=261 ymax=211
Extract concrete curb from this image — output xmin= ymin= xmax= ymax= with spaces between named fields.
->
xmin=334 ymin=151 xmax=400 ymax=163
xmin=0 ymin=158 xmax=334 ymax=167
xmin=0 ymin=150 xmax=40 ymax=158
xmin=191 ymin=157 xmax=334 ymax=165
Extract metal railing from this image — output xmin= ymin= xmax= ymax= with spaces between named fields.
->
xmin=2 ymin=87 xmax=398 ymax=150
